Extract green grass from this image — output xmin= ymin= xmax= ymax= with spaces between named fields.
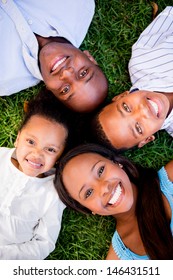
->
xmin=1 ymin=0 xmax=173 ymax=260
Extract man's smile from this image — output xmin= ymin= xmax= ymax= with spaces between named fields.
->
xmin=50 ymin=56 xmax=68 ymax=73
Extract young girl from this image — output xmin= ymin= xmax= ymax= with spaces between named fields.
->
xmin=0 ymin=93 xmax=72 ymax=259
xmin=55 ymin=143 xmax=173 ymax=260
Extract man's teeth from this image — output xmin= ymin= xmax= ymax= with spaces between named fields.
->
xmin=148 ymin=99 xmax=159 ymax=116
xmin=52 ymin=57 xmax=66 ymax=71
xmin=109 ymin=184 xmax=122 ymax=205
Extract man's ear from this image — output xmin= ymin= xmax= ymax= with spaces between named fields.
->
xmin=138 ymin=135 xmax=155 ymax=148
xmin=112 ymin=91 xmax=130 ymax=102
xmin=83 ymin=50 xmax=98 ymax=65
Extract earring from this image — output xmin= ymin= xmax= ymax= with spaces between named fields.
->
xmin=118 ymin=163 xmax=123 ymax=168
xmin=92 ymin=212 xmax=96 ymax=215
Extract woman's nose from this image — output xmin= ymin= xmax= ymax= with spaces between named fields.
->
xmin=99 ymin=181 xmax=111 ymax=196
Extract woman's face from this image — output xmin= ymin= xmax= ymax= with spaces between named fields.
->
xmin=62 ymin=153 xmax=135 ymax=216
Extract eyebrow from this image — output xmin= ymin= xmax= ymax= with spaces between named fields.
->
xmin=117 ymin=105 xmax=138 ymax=139
xmin=130 ymin=126 xmax=138 ymax=139
xmin=78 ymin=160 xmax=102 ymax=199
xmin=85 ymin=72 xmax=94 ymax=84
xmin=64 ymin=93 xmax=74 ymax=102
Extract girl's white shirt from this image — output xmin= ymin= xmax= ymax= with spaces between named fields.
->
xmin=0 ymin=147 xmax=65 ymax=260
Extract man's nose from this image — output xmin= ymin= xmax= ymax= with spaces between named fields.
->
xmin=59 ymin=67 xmax=75 ymax=79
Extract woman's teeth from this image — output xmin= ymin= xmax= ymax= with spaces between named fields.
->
xmin=108 ymin=183 xmax=122 ymax=205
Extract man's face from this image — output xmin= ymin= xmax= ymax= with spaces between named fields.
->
xmin=39 ymin=42 xmax=108 ymax=112
xmin=99 ymin=90 xmax=170 ymax=149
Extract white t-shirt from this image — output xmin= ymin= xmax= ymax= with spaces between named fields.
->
xmin=0 ymin=147 xmax=65 ymax=260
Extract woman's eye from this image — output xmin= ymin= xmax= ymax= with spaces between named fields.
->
xmin=98 ymin=166 xmax=104 ymax=177
xmin=85 ymin=189 xmax=93 ymax=199
xmin=79 ymin=69 xmax=88 ymax=78
xmin=27 ymin=139 xmax=34 ymax=145
xmin=122 ymin=102 xmax=131 ymax=112
xmin=61 ymin=85 xmax=70 ymax=95
xmin=136 ymin=122 xmax=142 ymax=134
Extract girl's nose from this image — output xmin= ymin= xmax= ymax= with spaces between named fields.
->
xmin=32 ymin=148 xmax=43 ymax=157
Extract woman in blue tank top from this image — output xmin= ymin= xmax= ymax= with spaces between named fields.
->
xmin=55 ymin=143 xmax=173 ymax=260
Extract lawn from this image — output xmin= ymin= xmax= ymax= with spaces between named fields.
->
xmin=1 ymin=0 xmax=173 ymax=260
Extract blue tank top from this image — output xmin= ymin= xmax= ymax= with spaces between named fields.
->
xmin=112 ymin=167 xmax=173 ymax=260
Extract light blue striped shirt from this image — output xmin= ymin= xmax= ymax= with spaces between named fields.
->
xmin=128 ymin=6 xmax=173 ymax=137
xmin=0 ymin=0 xmax=95 ymax=96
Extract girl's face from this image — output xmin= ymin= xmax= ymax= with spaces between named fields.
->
xmin=62 ymin=153 xmax=134 ymax=216
xmin=15 ymin=115 xmax=67 ymax=177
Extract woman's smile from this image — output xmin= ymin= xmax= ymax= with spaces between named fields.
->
xmin=62 ymin=153 xmax=134 ymax=216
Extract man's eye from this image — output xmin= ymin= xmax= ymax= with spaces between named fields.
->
xmin=61 ymin=85 xmax=70 ymax=94
xmin=98 ymin=166 xmax=104 ymax=177
xmin=135 ymin=122 xmax=142 ymax=134
xmin=79 ymin=69 xmax=88 ymax=78
xmin=85 ymin=189 xmax=93 ymax=199
xmin=122 ymin=102 xmax=131 ymax=112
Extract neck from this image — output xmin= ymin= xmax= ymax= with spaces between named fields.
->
xmin=35 ymin=34 xmax=71 ymax=49
xmin=113 ymin=184 xmax=141 ymax=246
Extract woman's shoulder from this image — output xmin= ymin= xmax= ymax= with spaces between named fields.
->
xmin=164 ymin=160 xmax=173 ymax=182
xmin=158 ymin=162 xmax=173 ymax=196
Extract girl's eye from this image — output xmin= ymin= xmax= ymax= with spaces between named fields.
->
xmin=61 ymin=85 xmax=70 ymax=95
xmin=47 ymin=147 xmax=56 ymax=153
xmin=98 ymin=166 xmax=104 ymax=177
xmin=122 ymin=102 xmax=131 ymax=112
xmin=85 ymin=189 xmax=93 ymax=199
xmin=27 ymin=139 xmax=34 ymax=145
xmin=135 ymin=122 xmax=142 ymax=134
xmin=79 ymin=69 xmax=88 ymax=78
